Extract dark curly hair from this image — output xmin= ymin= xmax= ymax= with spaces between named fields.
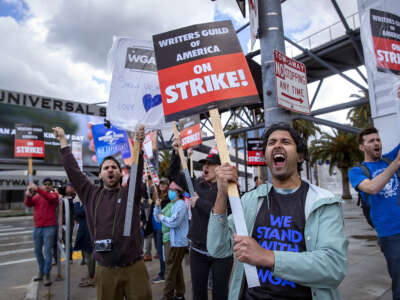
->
xmin=261 ymin=122 xmax=308 ymax=173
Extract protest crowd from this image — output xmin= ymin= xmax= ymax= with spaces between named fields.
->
xmin=17 ymin=10 xmax=400 ymax=300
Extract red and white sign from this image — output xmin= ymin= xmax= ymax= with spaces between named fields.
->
xmin=247 ymin=138 xmax=265 ymax=166
xmin=143 ymin=131 xmax=157 ymax=159
xmin=274 ymin=50 xmax=310 ymax=114
xmin=153 ymin=20 xmax=259 ymax=122
xmin=370 ymin=9 xmax=400 ymax=74
xmin=180 ymin=123 xmax=202 ymax=150
xmin=14 ymin=124 xmax=45 ymax=158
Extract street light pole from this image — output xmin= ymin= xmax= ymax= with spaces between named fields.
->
xmin=259 ymin=0 xmax=291 ymax=126
xmin=258 ymin=0 xmax=291 ymax=182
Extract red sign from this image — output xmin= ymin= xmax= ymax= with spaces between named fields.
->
xmin=153 ymin=20 xmax=259 ymax=122
xmin=15 ymin=140 xmax=45 ymax=158
xmin=274 ymin=50 xmax=310 ymax=114
xmin=247 ymin=138 xmax=265 ymax=166
xmin=14 ymin=124 xmax=45 ymax=158
xmin=180 ymin=123 xmax=202 ymax=150
xmin=370 ymin=9 xmax=400 ymax=74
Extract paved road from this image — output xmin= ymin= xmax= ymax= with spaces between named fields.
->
xmin=0 ymin=216 xmax=37 ymax=300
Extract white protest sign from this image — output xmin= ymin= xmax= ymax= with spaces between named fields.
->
xmin=71 ymin=141 xmax=83 ymax=171
xmin=249 ymin=0 xmax=259 ymax=51
xmin=107 ymin=38 xmax=169 ymax=131
xmin=274 ymin=50 xmax=310 ymax=115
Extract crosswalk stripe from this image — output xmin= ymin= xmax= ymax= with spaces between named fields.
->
xmin=0 ymin=227 xmax=27 ymax=232
xmin=0 ymin=230 xmax=33 ymax=237
xmin=0 ymin=225 xmax=12 ymax=229
xmin=0 ymin=258 xmax=36 ymax=266
xmin=0 ymin=248 xmax=34 ymax=256
xmin=0 ymin=240 xmax=33 ymax=247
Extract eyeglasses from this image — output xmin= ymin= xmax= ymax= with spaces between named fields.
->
xmin=43 ymin=182 xmax=52 ymax=186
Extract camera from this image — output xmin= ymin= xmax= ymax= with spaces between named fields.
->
xmin=57 ymin=185 xmax=66 ymax=196
xmin=95 ymin=239 xmax=113 ymax=252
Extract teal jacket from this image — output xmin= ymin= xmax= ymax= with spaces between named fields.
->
xmin=207 ymin=182 xmax=348 ymax=300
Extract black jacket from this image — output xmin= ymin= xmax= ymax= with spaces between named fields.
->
xmin=168 ymin=151 xmax=218 ymax=252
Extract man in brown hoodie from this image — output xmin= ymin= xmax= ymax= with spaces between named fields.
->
xmin=52 ymin=125 xmax=151 ymax=300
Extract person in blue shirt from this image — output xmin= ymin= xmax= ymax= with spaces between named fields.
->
xmin=154 ymin=176 xmax=189 ymax=300
xmin=349 ymin=127 xmax=400 ymax=300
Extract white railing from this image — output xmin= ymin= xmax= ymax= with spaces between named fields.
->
xmin=285 ymin=12 xmax=360 ymax=58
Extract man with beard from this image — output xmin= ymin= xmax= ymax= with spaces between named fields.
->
xmin=207 ymin=122 xmax=348 ymax=300
xmin=52 ymin=126 xmax=151 ymax=300
xmin=349 ymin=127 xmax=400 ymax=300
xmin=168 ymin=140 xmax=233 ymax=300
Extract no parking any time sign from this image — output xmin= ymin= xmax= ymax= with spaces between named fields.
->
xmin=274 ymin=50 xmax=310 ymax=114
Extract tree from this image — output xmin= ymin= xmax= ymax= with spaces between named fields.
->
xmin=293 ymin=119 xmax=320 ymax=181
xmin=309 ymin=129 xmax=362 ymax=199
xmin=346 ymin=91 xmax=373 ymax=128
xmin=158 ymin=150 xmax=172 ymax=178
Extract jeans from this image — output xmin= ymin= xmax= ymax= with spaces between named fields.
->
xmin=153 ymin=229 xmax=165 ymax=277
xmin=189 ymin=248 xmax=233 ymax=300
xmin=379 ymin=233 xmax=400 ymax=300
xmin=143 ymin=233 xmax=153 ymax=255
xmin=33 ymin=226 xmax=56 ymax=275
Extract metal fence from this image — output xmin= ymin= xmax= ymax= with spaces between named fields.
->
xmin=56 ymin=197 xmax=71 ymax=300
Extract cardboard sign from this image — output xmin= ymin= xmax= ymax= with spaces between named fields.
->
xmin=274 ymin=50 xmax=310 ymax=114
xmin=249 ymin=0 xmax=259 ymax=50
xmin=153 ymin=20 xmax=259 ymax=122
xmin=91 ymin=123 xmax=131 ymax=165
xmin=71 ymin=141 xmax=83 ymax=171
xmin=247 ymin=138 xmax=266 ymax=166
xmin=143 ymin=131 xmax=157 ymax=159
xmin=370 ymin=9 xmax=400 ymax=74
xmin=180 ymin=123 xmax=202 ymax=150
xmin=107 ymin=38 xmax=169 ymax=130
xmin=14 ymin=124 xmax=45 ymax=158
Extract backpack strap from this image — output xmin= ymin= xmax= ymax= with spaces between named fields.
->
xmin=358 ymin=164 xmax=371 ymax=206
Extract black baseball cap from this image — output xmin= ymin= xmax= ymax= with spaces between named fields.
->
xmin=199 ymin=154 xmax=221 ymax=165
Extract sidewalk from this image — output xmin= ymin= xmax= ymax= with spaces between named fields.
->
xmin=29 ymin=199 xmax=392 ymax=300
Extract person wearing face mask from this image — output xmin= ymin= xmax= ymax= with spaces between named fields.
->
xmin=154 ymin=176 xmax=189 ymax=300
xmin=168 ymin=139 xmax=233 ymax=300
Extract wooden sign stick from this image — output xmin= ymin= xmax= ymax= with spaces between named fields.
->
xmin=144 ymin=157 xmax=159 ymax=200
xmin=123 ymin=133 xmax=142 ymax=237
xmin=190 ymin=155 xmax=194 ymax=178
xmin=172 ymin=122 xmax=195 ymax=198
xmin=209 ymin=108 xmax=260 ymax=288
xmin=28 ymin=158 xmax=33 ymax=183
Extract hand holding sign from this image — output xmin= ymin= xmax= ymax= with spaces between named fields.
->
xmin=153 ymin=20 xmax=260 ymax=287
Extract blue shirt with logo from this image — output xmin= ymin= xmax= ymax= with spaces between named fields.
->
xmin=349 ymin=143 xmax=400 ymax=237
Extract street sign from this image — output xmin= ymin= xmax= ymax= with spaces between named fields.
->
xmin=274 ymin=50 xmax=310 ymax=114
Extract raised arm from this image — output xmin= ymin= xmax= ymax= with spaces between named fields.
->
xmin=52 ymin=126 xmax=95 ymax=204
xmin=167 ymin=138 xmax=182 ymax=179
xmin=357 ymin=149 xmax=400 ymax=195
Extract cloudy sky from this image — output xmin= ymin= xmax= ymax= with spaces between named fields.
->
xmin=0 ymin=0 xmax=365 ymax=127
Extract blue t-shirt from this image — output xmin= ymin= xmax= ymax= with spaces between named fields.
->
xmin=348 ymin=143 xmax=400 ymax=237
